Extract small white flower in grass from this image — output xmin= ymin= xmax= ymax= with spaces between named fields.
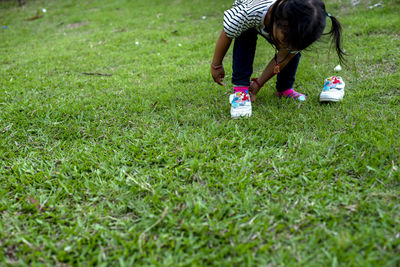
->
xmin=202 ymin=16 xmax=207 ymax=20
xmin=178 ymin=43 xmax=182 ymax=47
xmin=392 ymin=161 xmax=398 ymax=171
xmin=135 ymin=41 xmax=140 ymax=45
xmin=42 ymin=8 xmax=47 ymax=13
xmin=334 ymin=65 xmax=342 ymax=71
xmin=369 ymin=3 xmax=383 ymax=9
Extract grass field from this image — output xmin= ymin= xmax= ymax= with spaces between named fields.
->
xmin=1 ymin=0 xmax=399 ymax=265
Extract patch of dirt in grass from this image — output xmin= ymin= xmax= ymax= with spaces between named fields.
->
xmin=5 ymin=244 xmax=19 ymax=263
xmin=329 ymin=0 xmax=396 ymax=16
xmin=364 ymin=32 xmax=400 ymax=40
xmin=65 ymin=21 xmax=88 ymax=29
xmin=355 ymin=61 xmax=398 ymax=78
xmin=376 ymin=87 xmax=400 ymax=105
xmin=368 ymin=32 xmax=400 ymax=41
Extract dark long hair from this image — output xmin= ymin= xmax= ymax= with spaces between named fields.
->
xmin=268 ymin=0 xmax=346 ymax=63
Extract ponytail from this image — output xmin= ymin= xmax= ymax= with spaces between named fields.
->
xmin=326 ymin=13 xmax=346 ymax=64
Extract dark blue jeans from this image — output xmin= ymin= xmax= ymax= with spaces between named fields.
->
xmin=231 ymin=28 xmax=301 ymax=92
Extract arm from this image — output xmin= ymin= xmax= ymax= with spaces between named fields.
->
xmin=249 ymin=49 xmax=296 ymax=101
xmin=211 ymin=30 xmax=232 ymax=86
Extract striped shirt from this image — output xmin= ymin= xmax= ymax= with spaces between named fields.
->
xmin=223 ymin=0 xmax=276 ymax=39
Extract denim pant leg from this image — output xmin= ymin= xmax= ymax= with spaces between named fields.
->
xmin=276 ymin=53 xmax=301 ymax=92
xmin=232 ymin=29 xmax=258 ymax=87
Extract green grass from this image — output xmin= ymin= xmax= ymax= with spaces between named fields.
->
xmin=1 ymin=0 xmax=399 ymax=265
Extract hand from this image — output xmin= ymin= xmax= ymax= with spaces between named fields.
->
xmin=211 ymin=64 xmax=225 ymax=86
xmin=249 ymin=78 xmax=262 ymax=102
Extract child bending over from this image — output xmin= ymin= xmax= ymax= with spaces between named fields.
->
xmin=211 ymin=0 xmax=345 ymax=118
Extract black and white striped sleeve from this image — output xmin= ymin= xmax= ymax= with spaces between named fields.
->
xmin=223 ymin=5 xmax=253 ymax=39
xmin=223 ymin=1 xmax=270 ymax=39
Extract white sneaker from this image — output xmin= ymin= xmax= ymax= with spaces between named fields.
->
xmin=229 ymin=91 xmax=252 ymax=118
xmin=320 ymin=76 xmax=345 ymax=102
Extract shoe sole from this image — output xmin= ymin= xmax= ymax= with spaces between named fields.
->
xmin=320 ymin=90 xmax=344 ymax=102
xmin=231 ymin=106 xmax=252 ymax=118
xmin=320 ymin=96 xmax=342 ymax=102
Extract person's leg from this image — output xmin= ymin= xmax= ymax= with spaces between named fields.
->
xmin=230 ymin=29 xmax=257 ymax=118
xmin=276 ymin=53 xmax=301 ymax=92
xmin=276 ymin=53 xmax=306 ymax=101
xmin=232 ymin=28 xmax=258 ymax=88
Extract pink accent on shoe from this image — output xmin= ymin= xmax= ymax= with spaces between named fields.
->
xmin=234 ymin=86 xmax=249 ymax=93
xmin=277 ymin=88 xmax=306 ymax=101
